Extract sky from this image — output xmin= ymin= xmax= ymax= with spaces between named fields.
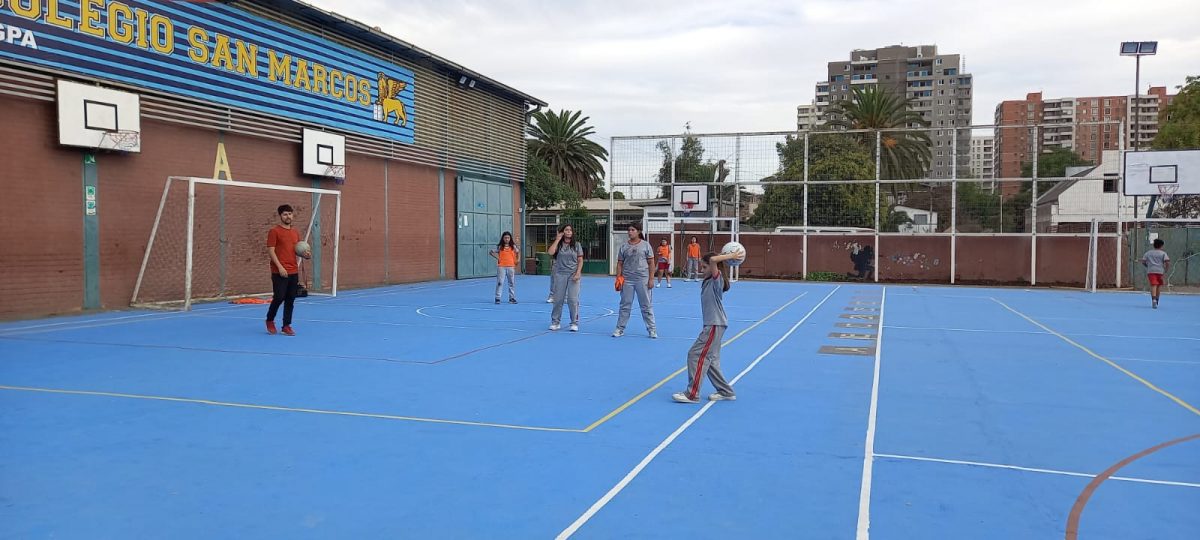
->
xmin=310 ymin=0 xmax=1198 ymax=147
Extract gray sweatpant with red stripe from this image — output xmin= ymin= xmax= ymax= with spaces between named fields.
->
xmin=685 ymin=325 xmax=734 ymax=400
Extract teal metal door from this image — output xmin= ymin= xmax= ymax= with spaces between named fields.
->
xmin=457 ymin=176 xmax=514 ymax=278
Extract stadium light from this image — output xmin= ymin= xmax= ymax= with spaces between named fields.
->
xmin=1120 ymin=41 xmax=1157 ymax=151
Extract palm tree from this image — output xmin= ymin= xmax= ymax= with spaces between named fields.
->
xmin=826 ymin=85 xmax=931 ymax=180
xmin=527 ymin=109 xmax=609 ymax=198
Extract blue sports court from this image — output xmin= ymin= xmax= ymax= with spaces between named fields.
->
xmin=1 ymin=277 xmax=1197 ymax=539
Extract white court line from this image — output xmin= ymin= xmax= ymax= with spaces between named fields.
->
xmin=555 ymin=286 xmax=841 ymax=539
xmin=874 ymin=453 xmax=1200 ymax=489
xmin=855 ymin=287 xmax=887 ymax=540
xmin=1109 ymin=356 xmax=1200 ymax=366
xmin=884 ymin=325 xmax=1200 ymax=342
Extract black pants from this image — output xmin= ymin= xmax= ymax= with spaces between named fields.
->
xmin=267 ymin=273 xmax=300 ymax=325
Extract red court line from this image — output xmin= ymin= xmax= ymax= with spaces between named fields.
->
xmin=1064 ymin=433 xmax=1200 ymax=540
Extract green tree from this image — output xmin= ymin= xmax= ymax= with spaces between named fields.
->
xmin=523 ymin=155 xmax=579 ymax=211
xmin=1019 ymin=147 xmax=1091 ymax=178
xmin=527 ymin=109 xmax=609 ymax=198
xmin=825 ymin=85 xmax=932 ymax=180
xmin=749 ymin=133 xmax=909 ymax=231
xmin=1152 ymin=75 xmax=1200 ymax=150
xmin=591 ymin=185 xmax=625 ymax=200
xmin=655 ymin=136 xmax=730 ymax=198
xmin=1150 ymin=76 xmax=1200 ymax=218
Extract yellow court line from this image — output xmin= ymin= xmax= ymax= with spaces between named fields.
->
xmin=3 ymin=290 xmax=822 ymax=435
xmin=581 ymin=291 xmax=812 ymax=433
xmin=0 ymin=385 xmax=584 ymax=433
xmin=990 ymin=298 xmax=1200 ymax=417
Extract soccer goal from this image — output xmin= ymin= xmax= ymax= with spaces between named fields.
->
xmin=132 ymin=176 xmax=342 ymax=310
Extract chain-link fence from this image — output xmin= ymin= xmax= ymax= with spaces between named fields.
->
xmin=607 ymin=126 xmax=1199 ymax=288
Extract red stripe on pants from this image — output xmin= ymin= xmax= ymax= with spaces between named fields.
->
xmin=689 ymin=327 xmax=717 ymax=400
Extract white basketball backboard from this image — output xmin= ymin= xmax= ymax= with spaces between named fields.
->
xmin=57 ymin=79 xmax=141 ymax=152
xmin=1123 ymin=150 xmax=1200 ymax=196
xmin=671 ymin=184 xmax=709 ymax=213
xmin=302 ymin=128 xmax=346 ymax=179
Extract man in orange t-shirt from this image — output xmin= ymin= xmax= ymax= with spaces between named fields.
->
xmin=266 ymin=204 xmax=309 ymax=335
xmin=685 ymin=236 xmax=702 ymax=281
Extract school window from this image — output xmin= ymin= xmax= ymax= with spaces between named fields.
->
xmin=1102 ymin=175 xmax=1117 ymax=193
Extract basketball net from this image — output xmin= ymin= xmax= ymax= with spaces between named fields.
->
xmin=681 ymin=202 xmax=694 ymax=217
xmin=324 ymin=164 xmax=346 ymax=185
xmin=1157 ymin=184 xmax=1179 ymax=204
xmin=99 ymin=130 xmax=140 ymax=152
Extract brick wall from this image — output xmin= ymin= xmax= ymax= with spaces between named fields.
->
xmin=0 ymin=95 xmax=497 ymax=320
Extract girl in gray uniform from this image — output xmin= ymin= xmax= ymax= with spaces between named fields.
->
xmin=672 ymin=249 xmax=743 ymax=403
xmin=548 ymin=224 xmax=584 ymax=331
xmin=613 ymin=222 xmax=657 ymax=338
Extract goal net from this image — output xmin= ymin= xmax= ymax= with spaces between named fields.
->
xmin=132 ymin=176 xmax=341 ymax=310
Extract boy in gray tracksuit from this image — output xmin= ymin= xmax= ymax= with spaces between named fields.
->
xmin=673 ymin=249 xmax=743 ymax=403
xmin=613 ymin=223 xmax=657 ymax=338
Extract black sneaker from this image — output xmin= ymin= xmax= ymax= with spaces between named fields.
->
xmin=509 ymin=299 xmax=518 ymax=304
xmin=495 ymin=299 xmax=500 ymax=304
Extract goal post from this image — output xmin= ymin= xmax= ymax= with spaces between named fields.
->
xmin=132 ymin=176 xmax=342 ymax=310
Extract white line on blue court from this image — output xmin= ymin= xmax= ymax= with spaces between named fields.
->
xmin=856 ymin=286 xmax=886 ymax=540
xmin=874 ymin=453 xmax=1200 ymax=489
xmin=992 ymin=297 xmax=1200 ymax=417
xmin=556 ymin=286 xmax=841 ymax=539
xmin=885 ymin=325 xmax=1200 ymax=341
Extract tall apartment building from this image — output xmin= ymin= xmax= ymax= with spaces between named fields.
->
xmin=808 ymin=44 xmax=973 ymax=179
xmin=993 ymin=87 xmax=1175 ymax=180
xmin=969 ymin=135 xmax=995 ymax=179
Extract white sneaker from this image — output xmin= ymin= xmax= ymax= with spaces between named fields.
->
xmin=708 ymin=393 xmax=737 ymax=401
xmin=656 ymin=283 xmax=661 ymax=288
xmin=667 ymin=283 xmax=672 ymax=288
xmin=549 ymin=323 xmax=561 ymax=331
xmin=672 ymin=392 xmax=700 ymax=404
xmin=612 ymin=329 xmax=624 ymax=337
xmin=569 ymin=323 xmax=579 ymax=332
xmin=546 ymin=296 xmax=553 ymax=303
xmin=649 ymin=330 xmax=658 ymax=339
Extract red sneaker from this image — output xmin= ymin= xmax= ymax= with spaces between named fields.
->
xmin=281 ymin=325 xmax=295 ymax=336
xmin=266 ymin=320 xmax=277 ymax=335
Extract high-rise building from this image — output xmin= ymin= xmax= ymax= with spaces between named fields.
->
xmin=993 ymin=87 xmax=1175 ymax=181
xmin=807 ymin=44 xmax=973 ymax=179
xmin=969 ymin=135 xmax=994 ymax=179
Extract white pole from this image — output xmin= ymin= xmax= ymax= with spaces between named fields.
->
xmin=1115 ymin=124 xmax=1124 ymax=288
xmin=1030 ymin=126 xmax=1039 ymax=286
xmin=950 ymin=128 xmax=958 ymax=284
xmin=874 ymin=130 xmax=881 ymax=283
xmin=184 ymin=178 xmax=196 ymax=310
xmin=802 ymin=132 xmax=809 ymax=280
xmin=609 ymin=138 xmax=616 ymax=276
xmin=131 ymin=177 xmax=173 ymax=305
xmin=332 ymin=193 xmax=342 ymax=296
xmin=1090 ymin=218 xmax=1099 ymax=292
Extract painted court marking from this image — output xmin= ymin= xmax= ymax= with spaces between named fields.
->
xmin=1 ymin=291 xmax=819 ymax=435
xmin=0 ymin=385 xmax=582 ymax=433
xmin=991 ymin=298 xmax=1200 ymax=417
xmin=580 ymin=291 xmax=812 ymax=432
xmin=855 ymin=286 xmax=886 ymax=540
xmin=874 ymin=453 xmax=1200 ymax=489
xmin=1065 ymin=433 xmax=1200 ymax=540
xmin=556 ymin=286 xmax=841 ymax=539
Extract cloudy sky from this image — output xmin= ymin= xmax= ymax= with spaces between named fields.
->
xmin=313 ymin=0 xmax=1196 ymax=145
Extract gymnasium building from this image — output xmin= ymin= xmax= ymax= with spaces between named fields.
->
xmin=0 ymin=0 xmax=544 ymax=319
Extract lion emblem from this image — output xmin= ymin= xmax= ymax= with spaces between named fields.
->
xmin=376 ymin=73 xmax=408 ymax=127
